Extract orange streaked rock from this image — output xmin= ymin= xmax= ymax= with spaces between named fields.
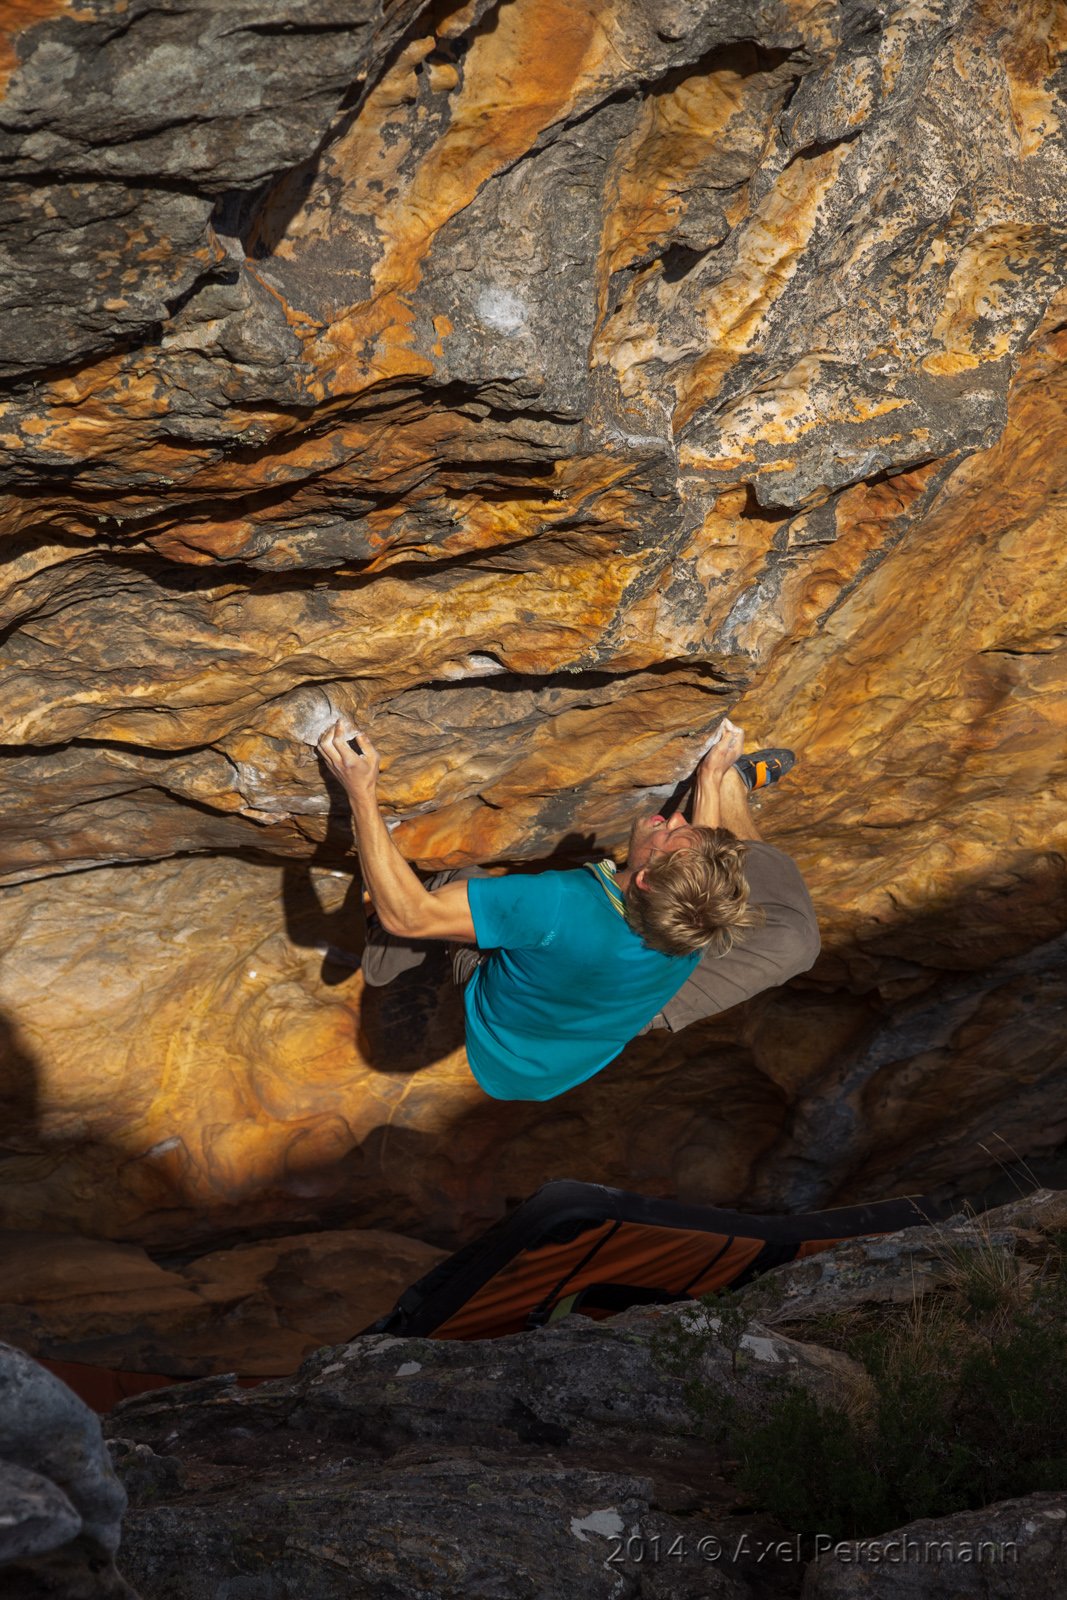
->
xmin=0 ymin=0 xmax=89 ymax=97
xmin=0 ymin=1225 xmax=447 ymax=1377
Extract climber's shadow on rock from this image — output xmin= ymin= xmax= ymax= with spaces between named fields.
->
xmin=508 ymin=829 xmax=600 ymax=872
xmin=0 ymin=1010 xmax=42 ymax=1168
xmin=280 ymin=760 xmax=367 ymax=986
xmin=359 ymin=944 xmax=468 ymax=1075
xmin=281 ymin=758 xmax=469 ymax=1069
xmin=281 ymin=859 xmax=468 ymax=1069
xmin=280 ymin=861 xmax=366 ymax=987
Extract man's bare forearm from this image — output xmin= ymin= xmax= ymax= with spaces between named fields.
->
xmin=317 ymin=721 xmax=474 ymax=942
xmin=688 ymin=719 xmax=761 ymax=841
xmin=718 ymin=768 xmax=761 ymax=840
xmin=691 ymin=772 xmax=723 ymax=829
xmin=348 ymin=792 xmax=436 ymax=935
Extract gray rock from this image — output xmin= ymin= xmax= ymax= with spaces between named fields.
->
xmin=107 ymin=1302 xmax=867 ymax=1464
xmin=663 ymin=0 xmax=1067 ymax=507
xmin=0 ymin=180 xmax=216 ymax=380
xmin=801 ymin=1491 xmax=1067 ymax=1600
xmin=0 ymin=0 xmax=431 ymax=380
xmin=0 ymin=1340 xmax=138 ymax=1596
xmin=119 ymin=1453 xmax=797 ymax=1600
xmin=741 ymin=1188 xmax=1065 ymax=1331
xmin=107 ymin=1440 xmax=185 ymax=1507
xmin=103 ymin=1304 xmax=866 ymax=1598
xmin=0 ymin=1 xmax=431 ymax=188
xmin=0 ymin=1459 xmax=82 ymax=1563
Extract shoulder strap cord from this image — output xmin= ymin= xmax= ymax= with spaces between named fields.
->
xmin=583 ymin=860 xmax=627 ymax=920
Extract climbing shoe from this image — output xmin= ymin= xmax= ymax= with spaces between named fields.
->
xmin=734 ymin=748 xmax=795 ymax=792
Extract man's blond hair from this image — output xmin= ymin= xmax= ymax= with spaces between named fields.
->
xmin=624 ymin=826 xmax=763 ymax=958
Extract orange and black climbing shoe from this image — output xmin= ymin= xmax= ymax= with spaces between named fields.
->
xmin=734 ymin=748 xmax=795 ymax=792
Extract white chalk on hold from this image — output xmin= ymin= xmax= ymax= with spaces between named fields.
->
xmin=436 ymin=653 xmax=508 ymax=681
xmin=247 ymin=969 xmax=258 ymax=979
xmin=695 ymin=719 xmax=734 ymax=760
xmin=146 ymin=1137 xmax=181 ymax=1158
xmin=309 ymin=713 xmax=359 ymax=747
xmin=475 ymin=286 xmax=527 ymax=334
xmin=291 ymin=686 xmax=359 ymax=748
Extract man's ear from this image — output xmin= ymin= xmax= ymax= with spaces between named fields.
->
xmin=634 ymin=868 xmax=648 ymax=891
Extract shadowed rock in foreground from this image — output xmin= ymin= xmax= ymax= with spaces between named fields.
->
xmin=81 ymin=1189 xmax=1065 ymax=1599
xmin=0 ymin=1342 xmax=134 ymax=1598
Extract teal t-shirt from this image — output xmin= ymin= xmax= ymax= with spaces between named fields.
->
xmin=463 ymin=865 xmax=701 ymax=1101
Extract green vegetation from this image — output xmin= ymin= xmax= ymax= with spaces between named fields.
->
xmin=652 ymin=1226 xmax=1067 ymax=1541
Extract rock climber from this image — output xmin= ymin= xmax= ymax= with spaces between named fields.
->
xmin=317 ymin=718 xmax=819 ymax=1101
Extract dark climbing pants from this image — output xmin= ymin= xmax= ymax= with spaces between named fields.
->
xmin=360 ymin=866 xmax=489 ymax=991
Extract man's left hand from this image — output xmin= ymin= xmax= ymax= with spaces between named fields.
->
xmin=698 ymin=718 xmax=744 ymax=783
xmin=318 ymin=720 xmax=380 ymax=803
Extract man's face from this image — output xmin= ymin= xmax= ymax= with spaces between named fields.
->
xmin=626 ymin=810 xmax=700 ymax=877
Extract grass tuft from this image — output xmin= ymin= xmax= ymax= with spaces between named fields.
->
xmin=651 ymin=1214 xmax=1067 ymax=1542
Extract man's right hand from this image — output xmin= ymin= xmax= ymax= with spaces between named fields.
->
xmin=318 ymin=720 xmax=381 ymax=806
xmin=698 ymin=718 xmax=744 ymax=783
xmin=690 ymin=719 xmax=743 ymax=829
